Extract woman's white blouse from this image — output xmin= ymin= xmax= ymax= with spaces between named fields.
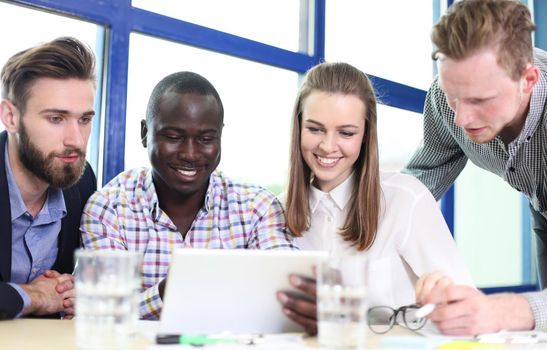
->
xmin=294 ymin=172 xmax=474 ymax=308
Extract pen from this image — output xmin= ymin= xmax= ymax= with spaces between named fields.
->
xmin=415 ymin=303 xmax=436 ymax=318
xmin=156 ymin=334 xmax=256 ymax=346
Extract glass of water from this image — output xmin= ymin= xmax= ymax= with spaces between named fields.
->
xmin=317 ymin=255 xmax=368 ymax=350
xmin=74 ymin=249 xmax=141 ymax=350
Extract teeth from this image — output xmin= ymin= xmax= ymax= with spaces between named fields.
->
xmin=317 ymin=156 xmax=338 ymax=165
xmin=177 ymin=169 xmax=197 ymax=176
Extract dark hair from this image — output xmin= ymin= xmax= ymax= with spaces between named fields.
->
xmin=285 ymin=62 xmax=381 ymax=251
xmin=432 ymin=0 xmax=535 ymax=80
xmin=146 ymin=71 xmax=224 ymax=122
xmin=1 ymin=36 xmax=96 ymax=114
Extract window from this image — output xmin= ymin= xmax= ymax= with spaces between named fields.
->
xmin=7 ymin=0 xmax=538 ymax=293
xmin=131 ymin=0 xmax=302 ymax=52
xmin=455 ymin=164 xmax=535 ymax=287
xmin=0 ymin=2 xmax=103 ymax=171
xmin=324 ymin=0 xmax=537 ymax=290
xmin=376 ymin=105 xmax=423 ymax=171
xmin=325 ymin=0 xmax=434 ymax=90
xmin=324 ymin=0 xmax=432 ymax=171
xmin=126 ymin=33 xmax=298 ymax=191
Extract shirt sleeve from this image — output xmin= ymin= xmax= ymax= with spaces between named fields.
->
xmin=397 ymin=183 xmax=474 ymax=287
xmin=522 ymin=290 xmax=547 ymax=330
xmin=247 ymin=189 xmax=298 ymax=250
xmin=402 ymin=78 xmax=468 ymax=201
xmin=80 ymin=191 xmax=163 ymax=320
xmin=6 ymin=283 xmax=29 ymax=318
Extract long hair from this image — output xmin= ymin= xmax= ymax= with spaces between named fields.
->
xmin=1 ymin=36 xmax=96 ymax=114
xmin=432 ymin=0 xmax=535 ymax=80
xmin=285 ymin=62 xmax=381 ymax=251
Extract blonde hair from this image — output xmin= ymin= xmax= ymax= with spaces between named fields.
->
xmin=432 ymin=0 xmax=535 ymax=80
xmin=285 ymin=62 xmax=380 ymax=251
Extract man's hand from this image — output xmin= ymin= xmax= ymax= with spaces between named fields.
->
xmin=20 ymin=275 xmax=66 ymax=316
xmin=276 ymin=274 xmax=317 ymax=335
xmin=415 ymin=271 xmax=453 ymax=305
xmin=425 ymin=284 xmax=535 ymax=335
xmin=44 ymin=270 xmax=75 ymax=319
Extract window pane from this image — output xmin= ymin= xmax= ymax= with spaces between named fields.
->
xmin=131 ymin=0 xmax=302 ymax=52
xmin=126 ymin=33 xmax=298 ymax=192
xmin=0 ymin=2 xmax=101 ymax=161
xmin=377 ymin=105 xmax=423 ymax=172
xmin=454 ymin=163 xmax=534 ymax=287
xmin=325 ymin=0 xmax=434 ymax=90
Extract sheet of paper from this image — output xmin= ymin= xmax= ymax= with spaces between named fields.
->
xmin=148 ymin=345 xmax=315 ymax=350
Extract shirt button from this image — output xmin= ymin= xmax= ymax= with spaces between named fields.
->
xmin=327 ymin=217 xmax=332 ymax=222
xmin=509 ymin=167 xmax=515 ymax=172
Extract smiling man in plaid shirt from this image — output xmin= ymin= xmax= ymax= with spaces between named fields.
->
xmin=80 ymin=71 xmax=297 ymax=320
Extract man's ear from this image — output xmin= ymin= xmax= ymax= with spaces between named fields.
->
xmin=521 ymin=64 xmax=540 ymax=94
xmin=0 ymin=100 xmax=19 ymax=133
xmin=140 ymin=119 xmax=148 ymax=148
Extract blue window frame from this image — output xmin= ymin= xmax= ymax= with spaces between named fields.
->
xmin=8 ymin=0 xmax=425 ymax=183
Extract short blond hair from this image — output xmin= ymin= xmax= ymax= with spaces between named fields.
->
xmin=432 ymin=0 xmax=535 ymax=80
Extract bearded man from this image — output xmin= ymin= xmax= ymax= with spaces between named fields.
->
xmin=0 ymin=37 xmax=97 ymax=319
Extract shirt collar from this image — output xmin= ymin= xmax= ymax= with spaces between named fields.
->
xmin=309 ymin=172 xmax=355 ymax=213
xmin=145 ymin=168 xmax=162 ymax=221
xmin=5 ymin=145 xmax=66 ymax=222
xmin=512 ymin=50 xmax=547 ymax=146
xmin=204 ymin=171 xmax=218 ymax=212
xmin=146 ymin=168 xmax=217 ymax=221
xmin=37 ymin=187 xmax=66 ymax=223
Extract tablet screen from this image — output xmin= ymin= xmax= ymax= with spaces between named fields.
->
xmin=160 ymin=249 xmax=327 ymax=334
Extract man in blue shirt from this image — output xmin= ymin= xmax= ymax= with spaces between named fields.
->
xmin=0 ymin=37 xmax=97 ymax=319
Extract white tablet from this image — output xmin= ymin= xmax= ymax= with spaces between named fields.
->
xmin=159 ymin=249 xmax=327 ymax=335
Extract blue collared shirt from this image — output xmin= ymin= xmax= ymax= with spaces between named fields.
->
xmin=5 ymin=146 xmax=66 ymax=284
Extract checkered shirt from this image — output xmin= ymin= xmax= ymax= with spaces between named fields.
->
xmin=523 ymin=290 xmax=547 ymax=330
xmin=403 ymin=48 xmax=547 ymax=218
xmin=403 ymin=48 xmax=547 ymax=328
xmin=80 ymin=167 xmax=297 ymax=320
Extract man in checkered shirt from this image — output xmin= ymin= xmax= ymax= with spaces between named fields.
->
xmin=403 ymin=0 xmax=547 ymax=336
xmin=80 ymin=71 xmax=297 ymax=320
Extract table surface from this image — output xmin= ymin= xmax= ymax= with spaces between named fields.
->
xmin=0 ymin=318 xmax=422 ymax=349
xmin=3 ymin=319 xmax=547 ymax=349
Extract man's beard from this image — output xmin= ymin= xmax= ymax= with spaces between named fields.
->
xmin=17 ymin=122 xmax=86 ymax=189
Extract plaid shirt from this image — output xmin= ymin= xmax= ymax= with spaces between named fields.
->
xmin=403 ymin=48 xmax=547 ymax=217
xmin=80 ymin=167 xmax=297 ymax=320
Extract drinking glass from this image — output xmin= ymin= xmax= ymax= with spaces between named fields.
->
xmin=74 ymin=249 xmax=141 ymax=350
xmin=317 ymin=255 xmax=368 ymax=350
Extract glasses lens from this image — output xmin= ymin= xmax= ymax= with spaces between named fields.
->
xmin=402 ymin=306 xmax=427 ymax=331
xmin=367 ymin=306 xmax=395 ymax=334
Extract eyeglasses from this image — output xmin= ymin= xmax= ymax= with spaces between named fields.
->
xmin=367 ymin=304 xmax=427 ymax=334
